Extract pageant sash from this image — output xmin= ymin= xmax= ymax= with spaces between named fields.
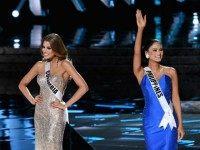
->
xmin=144 ymin=67 xmax=176 ymax=130
xmin=45 ymin=62 xmax=69 ymax=123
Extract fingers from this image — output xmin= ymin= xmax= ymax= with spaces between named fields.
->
xmin=35 ymin=95 xmax=43 ymax=103
xmin=178 ymin=131 xmax=181 ymax=140
xmin=178 ymin=130 xmax=185 ymax=140
xmin=180 ymin=131 xmax=185 ymax=140
xmin=136 ymin=9 xmax=146 ymax=24
xmin=51 ymin=101 xmax=66 ymax=110
xmin=51 ymin=101 xmax=59 ymax=108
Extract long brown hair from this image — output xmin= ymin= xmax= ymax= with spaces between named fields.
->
xmin=41 ymin=33 xmax=68 ymax=60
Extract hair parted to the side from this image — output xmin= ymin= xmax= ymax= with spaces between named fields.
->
xmin=40 ymin=33 xmax=68 ymax=60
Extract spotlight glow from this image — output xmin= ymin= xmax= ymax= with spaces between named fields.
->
xmin=13 ymin=43 xmax=20 ymax=49
xmin=12 ymin=10 xmax=19 ymax=17
xmin=14 ymin=39 xmax=20 ymax=43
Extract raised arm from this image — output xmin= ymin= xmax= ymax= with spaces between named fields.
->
xmin=18 ymin=61 xmax=42 ymax=105
xmin=133 ymin=9 xmax=146 ymax=81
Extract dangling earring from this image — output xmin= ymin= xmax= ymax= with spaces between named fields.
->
xmin=145 ymin=54 xmax=150 ymax=59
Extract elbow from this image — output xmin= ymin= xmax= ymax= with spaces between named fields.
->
xmin=84 ymin=84 xmax=89 ymax=93
xmin=18 ymin=82 xmax=26 ymax=91
xmin=18 ymin=83 xmax=22 ymax=90
xmin=81 ymin=84 xmax=89 ymax=93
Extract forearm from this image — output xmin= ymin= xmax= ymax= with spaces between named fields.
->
xmin=134 ymin=28 xmax=144 ymax=54
xmin=133 ymin=28 xmax=144 ymax=74
xmin=65 ymin=86 xmax=89 ymax=108
xmin=18 ymin=85 xmax=35 ymax=104
xmin=173 ymin=99 xmax=183 ymax=126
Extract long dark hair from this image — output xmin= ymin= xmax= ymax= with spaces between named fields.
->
xmin=41 ymin=33 xmax=68 ymax=60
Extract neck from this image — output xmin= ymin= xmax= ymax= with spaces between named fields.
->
xmin=148 ymin=60 xmax=161 ymax=72
xmin=45 ymin=56 xmax=57 ymax=63
xmin=51 ymin=56 xmax=58 ymax=62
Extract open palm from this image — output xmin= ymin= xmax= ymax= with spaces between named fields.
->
xmin=136 ymin=9 xmax=146 ymax=29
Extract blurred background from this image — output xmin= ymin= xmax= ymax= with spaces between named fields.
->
xmin=0 ymin=0 xmax=199 ymax=149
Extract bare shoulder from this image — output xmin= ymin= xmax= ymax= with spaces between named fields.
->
xmin=61 ymin=59 xmax=73 ymax=68
xmin=35 ymin=60 xmax=44 ymax=70
xmin=162 ymin=66 xmax=177 ymax=78
xmin=35 ymin=61 xmax=43 ymax=67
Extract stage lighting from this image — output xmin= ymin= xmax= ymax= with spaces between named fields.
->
xmin=12 ymin=10 xmax=19 ymax=18
xmin=188 ymin=12 xmax=199 ymax=47
xmin=165 ymin=12 xmax=185 ymax=46
xmin=30 ymin=25 xmax=43 ymax=48
xmin=120 ymin=31 xmax=135 ymax=46
xmin=154 ymin=16 xmax=161 ymax=41
xmin=13 ymin=43 xmax=20 ymax=49
xmin=14 ymin=39 xmax=20 ymax=43
xmin=176 ymin=0 xmax=185 ymax=3
xmin=193 ymin=13 xmax=199 ymax=25
xmin=123 ymin=0 xmax=135 ymax=5
xmin=13 ymin=38 xmax=20 ymax=49
xmin=154 ymin=0 xmax=161 ymax=6
xmin=29 ymin=0 xmax=44 ymax=16
xmin=73 ymin=27 xmax=86 ymax=45
xmin=100 ymin=0 xmax=115 ymax=8
xmin=193 ymin=37 xmax=198 ymax=40
xmin=12 ymin=0 xmax=26 ymax=18
xmin=13 ymin=38 xmax=21 ymax=49
xmin=91 ymin=31 xmax=115 ymax=47
xmin=71 ymin=0 xmax=86 ymax=12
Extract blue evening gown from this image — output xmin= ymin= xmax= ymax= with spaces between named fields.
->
xmin=140 ymin=74 xmax=178 ymax=150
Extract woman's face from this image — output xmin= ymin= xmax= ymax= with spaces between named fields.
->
xmin=146 ymin=42 xmax=163 ymax=62
xmin=41 ymin=41 xmax=56 ymax=59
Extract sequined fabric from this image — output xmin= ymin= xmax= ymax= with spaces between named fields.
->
xmin=35 ymin=74 xmax=67 ymax=150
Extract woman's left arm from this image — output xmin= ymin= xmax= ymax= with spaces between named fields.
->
xmin=170 ymin=67 xmax=185 ymax=140
xmin=51 ymin=60 xmax=89 ymax=110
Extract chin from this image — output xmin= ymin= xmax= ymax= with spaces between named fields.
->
xmin=154 ymin=59 xmax=162 ymax=62
xmin=43 ymin=55 xmax=51 ymax=59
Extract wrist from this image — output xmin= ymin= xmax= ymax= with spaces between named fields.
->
xmin=178 ymin=123 xmax=183 ymax=127
xmin=65 ymin=102 xmax=71 ymax=109
xmin=138 ymin=28 xmax=144 ymax=31
xmin=30 ymin=99 xmax=36 ymax=105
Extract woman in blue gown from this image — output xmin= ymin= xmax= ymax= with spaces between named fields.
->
xmin=133 ymin=10 xmax=185 ymax=150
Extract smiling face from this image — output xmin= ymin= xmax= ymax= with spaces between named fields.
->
xmin=41 ymin=41 xmax=56 ymax=60
xmin=145 ymin=42 xmax=163 ymax=62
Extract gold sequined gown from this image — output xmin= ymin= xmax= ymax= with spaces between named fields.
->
xmin=35 ymin=75 xmax=67 ymax=150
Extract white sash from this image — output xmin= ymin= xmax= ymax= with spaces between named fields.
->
xmin=45 ymin=62 xmax=69 ymax=123
xmin=144 ymin=67 xmax=176 ymax=130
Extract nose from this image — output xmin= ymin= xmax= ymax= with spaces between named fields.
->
xmin=156 ymin=50 xmax=162 ymax=55
xmin=42 ymin=47 xmax=47 ymax=53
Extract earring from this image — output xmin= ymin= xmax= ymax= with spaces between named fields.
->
xmin=145 ymin=54 xmax=150 ymax=59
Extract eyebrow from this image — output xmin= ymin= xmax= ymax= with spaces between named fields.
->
xmin=152 ymin=47 xmax=163 ymax=50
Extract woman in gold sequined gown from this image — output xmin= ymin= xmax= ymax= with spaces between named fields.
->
xmin=18 ymin=33 xmax=89 ymax=150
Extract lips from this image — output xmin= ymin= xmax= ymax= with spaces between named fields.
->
xmin=43 ymin=53 xmax=49 ymax=57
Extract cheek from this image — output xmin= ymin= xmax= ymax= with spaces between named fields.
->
xmin=149 ymin=51 xmax=155 ymax=56
xmin=50 ymin=50 xmax=56 ymax=56
xmin=41 ymin=49 xmax=45 ymax=54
